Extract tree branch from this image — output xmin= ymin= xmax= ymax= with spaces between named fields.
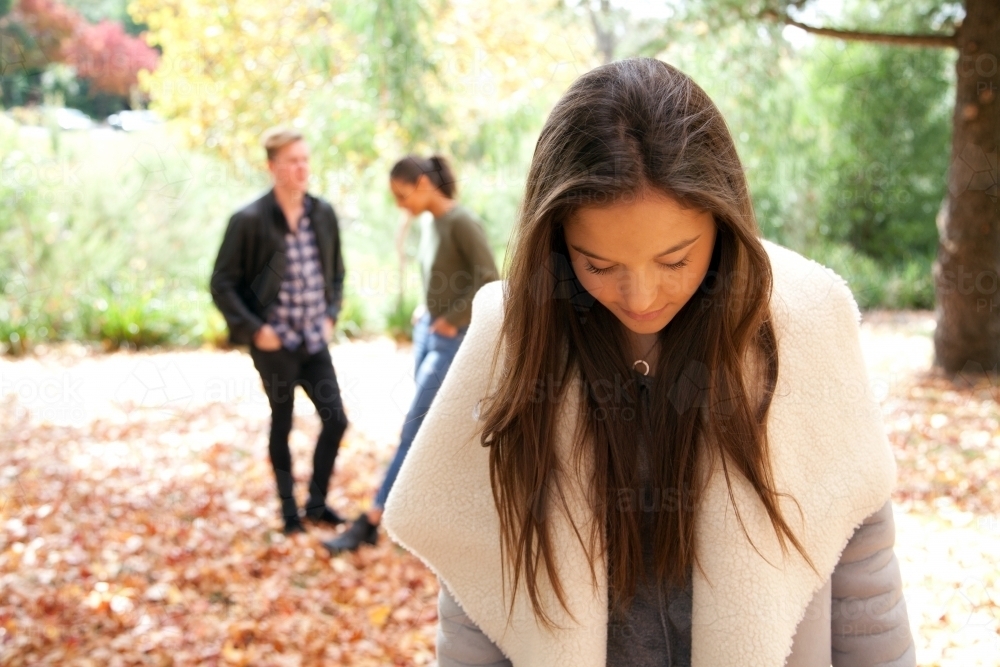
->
xmin=762 ymin=11 xmax=957 ymax=49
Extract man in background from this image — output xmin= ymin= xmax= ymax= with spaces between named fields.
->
xmin=210 ymin=128 xmax=349 ymax=536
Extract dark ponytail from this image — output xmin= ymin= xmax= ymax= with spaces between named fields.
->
xmin=390 ymin=154 xmax=457 ymax=198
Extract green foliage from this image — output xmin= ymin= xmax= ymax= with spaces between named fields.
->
xmin=652 ymin=20 xmax=827 ymax=249
xmin=0 ymin=302 xmax=38 ymax=356
xmin=0 ymin=119 xmax=263 ymax=354
xmin=335 ymin=294 xmax=367 ymax=340
xmin=62 ymin=0 xmax=133 ymax=25
xmin=74 ymin=278 xmax=206 ymax=349
xmin=647 ymin=0 xmax=954 ymax=294
xmin=813 ymin=42 xmax=952 ymax=264
xmin=678 ymin=0 xmax=961 ymax=34
xmin=805 ymin=242 xmax=935 ymax=309
xmin=384 ymin=292 xmax=420 ymax=342
xmin=367 ymin=0 xmax=440 ymax=143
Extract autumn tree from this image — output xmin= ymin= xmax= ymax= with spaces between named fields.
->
xmin=0 ymin=0 xmax=78 ymax=105
xmin=128 ymin=0 xmax=587 ymax=168
xmin=65 ymin=19 xmax=158 ymax=97
xmin=2 ymin=0 xmax=81 ymax=71
xmin=127 ymin=0 xmax=350 ymax=164
xmin=1 ymin=0 xmax=157 ymax=107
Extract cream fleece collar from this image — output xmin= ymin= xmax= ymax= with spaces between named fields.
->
xmin=383 ymin=240 xmax=896 ymax=667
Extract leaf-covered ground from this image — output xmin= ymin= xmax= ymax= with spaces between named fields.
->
xmin=1 ymin=313 xmax=998 ymax=665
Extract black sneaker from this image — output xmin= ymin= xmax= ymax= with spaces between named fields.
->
xmin=303 ymin=505 xmax=345 ymax=527
xmin=283 ymin=515 xmax=307 ymax=535
xmin=321 ymin=515 xmax=378 ymax=554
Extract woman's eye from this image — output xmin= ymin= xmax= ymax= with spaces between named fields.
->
xmin=582 ymin=257 xmax=690 ymax=275
xmin=583 ymin=261 xmax=615 ymax=275
xmin=659 ymin=257 xmax=690 ymax=271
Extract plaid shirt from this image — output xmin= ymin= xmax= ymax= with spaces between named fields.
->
xmin=266 ymin=197 xmax=329 ymax=354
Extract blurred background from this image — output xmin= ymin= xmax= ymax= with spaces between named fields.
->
xmin=0 ymin=0 xmax=966 ymax=352
xmin=3 ymin=2 xmax=1000 ymax=665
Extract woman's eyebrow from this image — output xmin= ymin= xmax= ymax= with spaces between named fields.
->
xmin=570 ymin=235 xmax=701 ymax=262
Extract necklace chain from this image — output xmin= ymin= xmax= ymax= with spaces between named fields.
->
xmin=632 ymin=339 xmax=657 ymax=376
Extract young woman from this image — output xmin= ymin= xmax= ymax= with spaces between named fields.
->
xmin=323 ymin=154 xmax=499 ymax=553
xmin=382 ymin=59 xmax=915 ymax=666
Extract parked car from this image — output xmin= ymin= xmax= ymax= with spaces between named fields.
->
xmin=107 ymin=110 xmax=163 ymax=132
xmin=53 ymin=107 xmax=95 ymax=131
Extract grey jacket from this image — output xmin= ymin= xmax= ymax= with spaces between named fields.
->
xmin=436 ymin=499 xmax=915 ymax=667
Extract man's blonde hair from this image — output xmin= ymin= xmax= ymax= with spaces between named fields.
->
xmin=262 ymin=127 xmax=304 ymax=161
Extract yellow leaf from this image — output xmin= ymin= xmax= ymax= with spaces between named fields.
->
xmin=367 ymin=604 xmax=392 ymax=628
xmin=221 ymin=639 xmax=248 ymax=665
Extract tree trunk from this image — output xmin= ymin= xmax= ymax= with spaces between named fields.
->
xmin=934 ymin=0 xmax=1000 ymax=374
xmin=586 ymin=0 xmax=617 ymax=65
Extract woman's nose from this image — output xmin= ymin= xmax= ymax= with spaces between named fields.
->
xmin=617 ymin=271 xmax=658 ymax=313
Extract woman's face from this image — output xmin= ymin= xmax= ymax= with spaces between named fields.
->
xmin=390 ymin=176 xmax=431 ymax=216
xmin=563 ymin=191 xmax=717 ymax=337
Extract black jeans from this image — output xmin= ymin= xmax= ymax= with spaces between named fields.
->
xmin=249 ymin=343 xmax=349 ymax=519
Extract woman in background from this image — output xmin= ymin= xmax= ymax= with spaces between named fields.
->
xmin=323 ymin=154 xmax=499 ymax=553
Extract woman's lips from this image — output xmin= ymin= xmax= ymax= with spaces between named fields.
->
xmin=620 ymin=305 xmax=666 ymax=322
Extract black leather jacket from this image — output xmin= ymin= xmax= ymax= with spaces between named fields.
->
xmin=210 ymin=188 xmax=345 ymax=346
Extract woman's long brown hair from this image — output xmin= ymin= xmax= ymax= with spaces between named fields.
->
xmin=478 ymin=58 xmax=815 ymax=628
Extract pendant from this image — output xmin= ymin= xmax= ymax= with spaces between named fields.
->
xmin=633 ymin=359 xmax=650 ymax=376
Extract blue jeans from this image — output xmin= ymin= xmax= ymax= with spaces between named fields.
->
xmin=374 ymin=312 xmax=468 ymax=509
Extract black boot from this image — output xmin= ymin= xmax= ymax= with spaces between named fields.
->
xmin=321 ymin=514 xmax=378 ymax=554
xmin=303 ymin=505 xmax=345 ymax=527
xmin=274 ymin=470 xmax=304 ymax=535
xmin=280 ymin=495 xmax=306 ymax=535
xmin=283 ymin=515 xmax=307 ymax=535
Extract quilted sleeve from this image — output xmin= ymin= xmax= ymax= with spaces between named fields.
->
xmin=437 ymin=581 xmax=512 ymax=667
xmin=831 ymin=500 xmax=916 ymax=667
